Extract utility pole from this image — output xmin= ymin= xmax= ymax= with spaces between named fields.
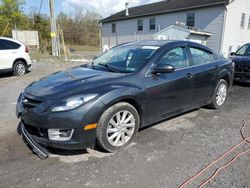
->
xmin=49 ymin=0 xmax=59 ymax=56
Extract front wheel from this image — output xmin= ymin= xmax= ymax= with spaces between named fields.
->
xmin=96 ymin=102 xmax=140 ymax=152
xmin=209 ymin=79 xmax=228 ymax=109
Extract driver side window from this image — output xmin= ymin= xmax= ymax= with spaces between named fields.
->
xmin=158 ymin=47 xmax=189 ymax=69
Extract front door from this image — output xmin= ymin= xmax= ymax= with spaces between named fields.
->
xmin=142 ymin=46 xmax=194 ymax=124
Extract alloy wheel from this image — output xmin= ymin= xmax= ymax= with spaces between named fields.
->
xmin=16 ymin=63 xmax=26 ymax=76
xmin=106 ymin=110 xmax=136 ymax=147
xmin=216 ymin=83 xmax=227 ymax=106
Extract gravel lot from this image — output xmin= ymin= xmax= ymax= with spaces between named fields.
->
xmin=0 ymin=61 xmax=249 ymax=188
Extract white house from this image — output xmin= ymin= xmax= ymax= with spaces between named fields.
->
xmin=100 ymin=0 xmax=250 ymax=57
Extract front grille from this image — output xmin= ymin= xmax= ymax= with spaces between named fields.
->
xmin=235 ymin=65 xmax=250 ymax=73
xmin=22 ymin=96 xmax=42 ymax=109
xmin=24 ymin=124 xmax=48 ymax=138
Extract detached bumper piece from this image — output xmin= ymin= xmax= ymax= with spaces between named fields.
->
xmin=21 ymin=123 xmax=49 ymax=160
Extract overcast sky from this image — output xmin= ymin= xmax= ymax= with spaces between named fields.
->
xmin=24 ymin=0 xmax=162 ymax=17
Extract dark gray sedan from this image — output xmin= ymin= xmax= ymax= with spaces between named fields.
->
xmin=16 ymin=40 xmax=234 ymax=158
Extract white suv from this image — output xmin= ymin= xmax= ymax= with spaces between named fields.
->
xmin=0 ymin=37 xmax=32 ymax=76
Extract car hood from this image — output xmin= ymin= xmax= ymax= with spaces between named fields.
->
xmin=25 ymin=67 xmax=126 ymax=100
xmin=231 ymin=56 xmax=250 ymax=65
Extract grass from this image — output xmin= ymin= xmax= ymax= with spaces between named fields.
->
xmin=29 ymin=44 xmax=101 ymax=62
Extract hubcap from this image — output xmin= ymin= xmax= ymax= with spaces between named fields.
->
xmin=216 ymin=83 xmax=227 ymax=106
xmin=16 ymin=64 xmax=25 ymax=75
xmin=106 ymin=110 xmax=135 ymax=147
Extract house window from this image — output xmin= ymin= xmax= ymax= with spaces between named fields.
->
xmin=240 ymin=13 xmax=246 ymax=28
xmin=187 ymin=13 xmax=195 ymax=27
xmin=248 ymin=16 xmax=250 ymax=29
xmin=149 ymin=18 xmax=156 ymax=30
xmin=137 ymin=19 xmax=143 ymax=31
xmin=112 ymin=23 xmax=116 ymax=33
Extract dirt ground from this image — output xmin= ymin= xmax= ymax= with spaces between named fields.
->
xmin=0 ymin=61 xmax=249 ymax=188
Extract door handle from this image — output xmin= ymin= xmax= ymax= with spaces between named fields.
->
xmin=186 ymin=73 xmax=193 ymax=79
xmin=215 ymin=65 xmax=219 ymax=69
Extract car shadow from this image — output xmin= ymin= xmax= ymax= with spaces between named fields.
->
xmin=233 ymin=82 xmax=250 ymax=87
xmin=0 ymin=72 xmax=13 ymax=78
xmin=139 ymin=108 xmax=200 ymax=132
xmin=46 ymin=144 xmax=108 ymax=156
xmin=0 ymin=70 xmax=31 ymax=79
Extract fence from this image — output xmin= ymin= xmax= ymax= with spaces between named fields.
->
xmin=12 ymin=30 xmax=39 ymax=49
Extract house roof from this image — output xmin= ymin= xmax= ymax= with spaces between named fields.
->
xmin=154 ymin=24 xmax=213 ymax=37
xmin=100 ymin=0 xmax=229 ymax=23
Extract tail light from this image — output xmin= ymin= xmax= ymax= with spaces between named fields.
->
xmin=25 ymin=46 xmax=29 ymax=53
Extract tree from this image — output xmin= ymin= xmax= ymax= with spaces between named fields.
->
xmin=0 ymin=0 xmax=102 ymax=51
xmin=0 ymin=0 xmax=29 ymax=36
xmin=32 ymin=14 xmax=51 ymax=52
xmin=57 ymin=8 xmax=102 ymax=47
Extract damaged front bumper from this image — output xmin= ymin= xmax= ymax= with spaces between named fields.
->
xmin=21 ymin=123 xmax=49 ymax=160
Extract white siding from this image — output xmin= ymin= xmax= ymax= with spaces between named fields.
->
xmin=102 ymin=6 xmax=225 ymax=52
xmin=222 ymin=0 xmax=250 ymax=57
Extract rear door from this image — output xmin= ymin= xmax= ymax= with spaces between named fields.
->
xmin=143 ymin=46 xmax=195 ymax=123
xmin=186 ymin=46 xmax=219 ymax=107
xmin=0 ymin=39 xmax=20 ymax=69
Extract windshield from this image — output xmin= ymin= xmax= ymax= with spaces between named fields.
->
xmin=92 ymin=45 xmax=159 ymax=73
xmin=235 ymin=44 xmax=250 ymax=56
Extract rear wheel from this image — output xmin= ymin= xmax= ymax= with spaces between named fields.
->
xmin=96 ymin=102 xmax=140 ymax=152
xmin=13 ymin=61 xmax=27 ymax=76
xmin=209 ymin=79 xmax=228 ymax=109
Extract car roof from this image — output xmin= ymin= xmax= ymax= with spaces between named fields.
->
xmin=0 ymin=37 xmax=24 ymax=45
xmin=129 ymin=40 xmax=176 ymax=47
xmin=120 ymin=40 xmax=215 ymax=53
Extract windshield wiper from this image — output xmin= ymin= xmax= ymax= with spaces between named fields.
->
xmin=98 ymin=63 xmax=122 ymax=73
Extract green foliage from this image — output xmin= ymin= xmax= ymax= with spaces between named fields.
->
xmin=31 ymin=14 xmax=51 ymax=52
xmin=0 ymin=1 xmax=102 ymax=52
xmin=0 ymin=0 xmax=29 ymax=36
xmin=57 ymin=9 xmax=102 ymax=47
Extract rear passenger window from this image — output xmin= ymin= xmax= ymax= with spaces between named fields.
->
xmin=158 ymin=47 xmax=189 ymax=69
xmin=0 ymin=39 xmax=21 ymax=50
xmin=189 ymin=47 xmax=214 ymax=66
xmin=5 ymin=40 xmax=21 ymax=49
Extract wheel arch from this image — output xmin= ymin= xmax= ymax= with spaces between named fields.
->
xmin=217 ymin=69 xmax=232 ymax=88
xmin=13 ymin=58 xmax=28 ymax=68
xmin=102 ymin=96 xmax=143 ymax=126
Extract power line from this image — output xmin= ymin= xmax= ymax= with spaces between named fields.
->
xmin=38 ymin=0 xmax=43 ymax=15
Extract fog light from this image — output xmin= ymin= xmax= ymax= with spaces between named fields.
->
xmin=48 ymin=129 xmax=74 ymax=141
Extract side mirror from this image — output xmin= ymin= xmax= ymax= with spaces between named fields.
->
xmin=230 ymin=52 xmax=235 ymax=56
xmin=152 ymin=64 xmax=175 ymax=74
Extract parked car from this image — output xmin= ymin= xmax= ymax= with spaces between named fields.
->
xmin=230 ymin=43 xmax=250 ymax=83
xmin=0 ymin=37 xmax=32 ymax=76
xmin=16 ymin=41 xmax=234 ymax=156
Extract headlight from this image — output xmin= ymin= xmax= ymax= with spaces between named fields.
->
xmin=51 ymin=94 xmax=97 ymax=112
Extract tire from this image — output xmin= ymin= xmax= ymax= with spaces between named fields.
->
xmin=208 ymin=79 xmax=228 ymax=109
xmin=13 ymin=61 xmax=27 ymax=76
xmin=96 ymin=102 xmax=140 ymax=152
